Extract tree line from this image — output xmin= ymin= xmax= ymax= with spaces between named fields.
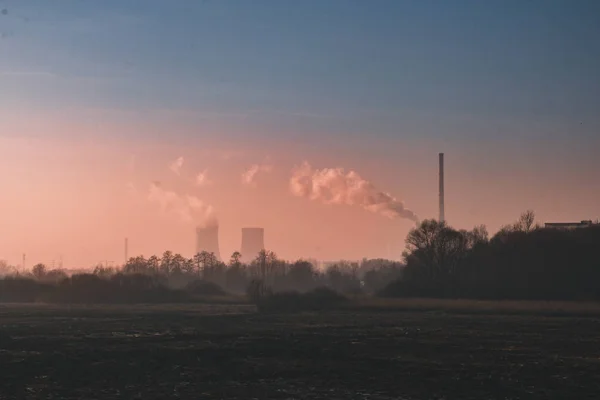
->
xmin=2 ymin=210 xmax=599 ymax=303
xmin=0 ymin=248 xmax=404 ymax=303
xmin=383 ymin=210 xmax=600 ymax=301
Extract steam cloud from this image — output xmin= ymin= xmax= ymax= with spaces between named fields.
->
xmin=242 ymin=163 xmax=273 ymax=186
xmin=148 ymin=181 xmax=217 ymax=228
xmin=195 ymin=169 xmax=212 ymax=187
xmin=169 ymin=156 xmax=184 ymax=175
xmin=290 ymin=162 xmax=418 ymax=223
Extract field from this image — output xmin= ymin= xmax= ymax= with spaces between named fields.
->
xmin=1 ymin=302 xmax=600 ymax=399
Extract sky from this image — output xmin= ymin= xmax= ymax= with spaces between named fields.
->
xmin=1 ymin=0 xmax=599 ymax=268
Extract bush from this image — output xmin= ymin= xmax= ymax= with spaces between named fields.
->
xmin=0 ymin=277 xmax=52 ymax=302
xmin=184 ymin=280 xmax=227 ymax=296
xmin=46 ymin=273 xmax=189 ymax=304
xmin=246 ymin=279 xmax=272 ymax=304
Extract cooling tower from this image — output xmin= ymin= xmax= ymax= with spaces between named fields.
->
xmin=196 ymin=224 xmax=221 ymax=261
xmin=240 ymin=227 xmax=265 ymax=262
xmin=439 ymin=152 xmax=445 ymax=223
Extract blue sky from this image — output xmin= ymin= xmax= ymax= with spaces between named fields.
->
xmin=1 ymin=0 xmax=600 ymax=265
xmin=1 ymin=0 xmax=599 ymax=142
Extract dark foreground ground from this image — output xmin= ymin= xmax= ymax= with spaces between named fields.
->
xmin=1 ymin=303 xmax=600 ymax=399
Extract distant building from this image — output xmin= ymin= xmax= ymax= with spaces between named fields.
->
xmin=544 ymin=220 xmax=596 ymax=230
xmin=196 ymin=224 xmax=221 ymax=261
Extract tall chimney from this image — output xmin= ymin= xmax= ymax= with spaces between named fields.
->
xmin=124 ymin=238 xmax=128 ymax=264
xmin=439 ymin=152 xmax=445 ymax=223
xmin=196 ymin=224 xmax=222 ymax=261
xmin=240 ymin=227 xmax=265 ymax=263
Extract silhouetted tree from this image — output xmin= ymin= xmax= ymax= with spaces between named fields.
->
xmin=286 ymin=260 xmax=317 ymax=291
xmin=253 ymin=249 xmax=279 ymax=283
xmin=160 ymin=251 xmax=174 ymax=275
xmin=147 ymin=255 xmax=160 ymax=273
xmin=225 ymin=252 xmax=247 ymax=293
xmin=32 ymin=263 xmax=47 ymax=280
xmin=513 ymin=209 xmax=539 ymax=233
xmin=0 ymin=260 xmax=15 ymax=277
xmin=325 ymin=263 xmax=361 ymax=294
xmin=93 ymin=265 xmax=116 ymax=278
xmin=123 ymin=256 xmax=149 ymax=274
xmin=381 ymin=210 xmax=600 ymax=300
xmin=402 ymin=220 xmax=469 ymax=284
xmin=229 ymin=251 xmax=242 ymax=268
xmin=181 ymin=257 xmax=195 ymax=275
xmin=197 ymin=251 xmax=218 ymax=279
xmin=43 ymin=269 xmax=68 ymax=283
xmin=171 ymin=253 xmax=186 ymax=275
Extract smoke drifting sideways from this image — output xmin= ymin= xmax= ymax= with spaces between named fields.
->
xmin=241 ymin=163 xmax=273 ymax=186
xmin=195 ymin=169 xmax=212 ymax=187
xmin=148 ymin=181 xmax=217 ymax=228
xmin=169 ymin=156 xmax=184 ymax=176
xmin=290 ymin=162 xmax=419 ymax=224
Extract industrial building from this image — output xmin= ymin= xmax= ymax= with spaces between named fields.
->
xmin=544 ymin=220 xmax=598 ymax=230
xmin=196 ymin=224 xmax=222 ymax=260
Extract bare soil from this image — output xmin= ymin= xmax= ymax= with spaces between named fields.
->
xmin=1 ymin=303 xmax=599 ymax=399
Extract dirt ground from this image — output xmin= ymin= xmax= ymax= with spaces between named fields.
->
xmin=1 ymin=303 xmax=599 ymax=399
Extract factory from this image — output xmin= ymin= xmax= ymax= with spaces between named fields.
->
xmin=544 ymin=220 xmax=598 ymax=230
xmin=195 ymin=226 xmax=265 ymax=262
xmin=195 ymin=224 xmax=222 ymax=261
xmin=240 ymin=227 xmax=265 ymax=263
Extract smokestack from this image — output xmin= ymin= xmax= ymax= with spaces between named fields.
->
xmin=439 ymin=153 xmax=445 ymax=223
xmin=196 ymin=225 xmax=221 ymax=261
xmin=240 ymin=227 xmax=265 ymax=263
xmin=124 ymin=238 xmax=128 ymax=264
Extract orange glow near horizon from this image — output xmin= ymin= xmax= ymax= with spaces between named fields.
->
xmin=1 ymin=113 xmax=599 ymax=269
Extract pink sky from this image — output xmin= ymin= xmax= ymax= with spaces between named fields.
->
xmin=1 ymin=111 xmax=599 ymax=269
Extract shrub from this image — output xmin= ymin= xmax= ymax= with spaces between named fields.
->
xmin=0 ymin=277 xmax=52 ymax=302
xmin=246 ymin=279 xmax=272 ymax=304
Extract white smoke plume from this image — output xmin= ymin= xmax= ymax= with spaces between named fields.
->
xmin=169 ymin=156 xmax=184 ymax=175
xmin=195 ymin=169 xmax=212 ymax=187
xmin=241 ymin=163 xmax=273 ymax=186
xmin=290 ymin=162 xmax=419 ymax=223
xmin=148 ymin=181 xmax=217 ymax=228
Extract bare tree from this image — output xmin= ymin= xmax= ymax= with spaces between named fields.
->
xmin=0 ymin=260 xmax=15 ymax=277
xmin=171 ymin=254 xmax=186 ymax=274
xmin=160 ymin=251 xmax=174 ymax=274
xmin=461 ymin=225 xmax=489 ymax=249
xmin=181 ymin=258 xmax=195 ymax=274
xmin=229 ymin=251 xmax=242 ymax=268
xmin=147 ymin=255 xmax=160 ymax=273
xmin=403 ymin=219 xmax=469 ymax=281
xmin=253 ymin=249 xmax=279 ymax=284
xmin=513 ymin=210 xmax=539 ymax=233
